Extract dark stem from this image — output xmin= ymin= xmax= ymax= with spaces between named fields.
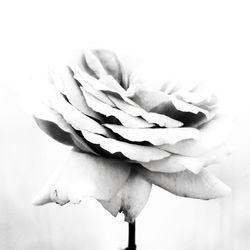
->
xmin=125 ymin=221 xmax=136 ymax=250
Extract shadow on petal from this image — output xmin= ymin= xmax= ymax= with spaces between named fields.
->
xmin=32 ymin=151 xmax=132 ymax=205
xmin=138 ymin=167 xmax=231 ymax=200
xmin=100 ymin=167 xmax=152 ymax=222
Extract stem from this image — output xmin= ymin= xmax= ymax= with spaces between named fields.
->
xmin=125 ymin=221 xmax=136 ymax=250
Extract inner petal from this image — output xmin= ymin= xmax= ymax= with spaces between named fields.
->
xmin=128 ymin=85 xmax=209 ymax=127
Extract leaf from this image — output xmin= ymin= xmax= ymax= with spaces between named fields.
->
xmin=81 ymin=89 xmax=153 ymax=128
xmin=100 ymin=167 xmax=152 ymax=222
xmin=108 ymin=94 xmax=183 ymax=128
xmin=104 ymin=124 xmax=200 ymax=145
xmin=159 ymin=115 xmax=233 ymax=156
xmin=139 ymin=168 xmax=231 ymax=199
xmin=140 ymin=154 xmax=205 ymax=174
xmin=81 ymin=130 xmax=170 ymax=162
xmin=32 ymin=151 xmax=131 ymax=205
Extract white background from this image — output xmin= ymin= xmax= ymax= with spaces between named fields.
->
xmin=1 ymin=1 xmax=250 ymax=249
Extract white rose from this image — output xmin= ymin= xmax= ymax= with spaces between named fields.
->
xmin=30 ymin=49 xmax=231 ymax=222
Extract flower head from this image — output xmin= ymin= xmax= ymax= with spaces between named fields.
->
xmin=31 ymin=49 xmax=230 ymax=222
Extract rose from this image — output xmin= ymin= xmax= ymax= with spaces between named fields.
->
xmin=30 ymin=49 xmax=231 ymax=222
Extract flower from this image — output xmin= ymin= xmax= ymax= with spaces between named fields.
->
xmin=30 ymin=49 xmax=231 ymax=222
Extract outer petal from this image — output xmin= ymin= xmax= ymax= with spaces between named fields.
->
xmin=45 ymin=84 xmax=109 ymax=136
xmin=34 ymin=117 xmax=75 ymax=146
xmin=139 ymin=167 xmax=231 ymax=199
xmin=81 ymin=130 xmax=170 ymax=162
xmin=31 ymin=100 xmax=97 ymax=154
xmin=32 ymin=151 xmax=131 ymax=205
xmin=159 ymin=115 xmax=233 ymax=156
xmin=140 ymin=154 xmax=204 ymax=174
xmin=34 ymin=117 xmax=98 ymax=154
xmin=100 ymin=167 xmax=152 ymax=222
xmin=140 ymin=146 xmax=231 ymax=174
xmin=32 ymin=102 xmax=72 ymax=133
xmin=104 ymin=124 xmax=200 ymax=145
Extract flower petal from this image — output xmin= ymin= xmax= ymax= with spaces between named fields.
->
xmin=84 ymin=50 xmax=107 ymax=78
xmin=100 ymin=167 xmax=152 ymax=222
xmin=159 ymin=115 xmax=233 ymax=156
xmin=140 ymin=154 xmax=204 ymax=174
xmin=71 ymin=64 xmax=136 ymax=106
xmin=72 ymin=66 xmax=116 ymax=107
xmin=32 ymin=151 xmax=131 ymax=205
xmin=173 ymin=91 xmax=218 ymax=108
xmin=99 ymin=75 xmax=136 ymax=106
xmin=31 ymin=102 xmax=72 ymax=133
xmin=170 ymin=97 xmax=210 ymax=119
xmin=127 ymin=84 xmax=168 ymax=111
xmin=70 ymin=132 xmax=98 ymax=154
xmin=128 ymin=84 xmax=211 ymax=126
xmin=81 ymin=89 xmax=153 ymax=128
xmin=34 ymin=117 xmax=75 ymax=146
xmin=108 ymin=95 xmax=183 ymax=128
xmin=92 ymin=49 xmax=123 ymax=85
xmin=104 ymin=124 xmax=200 ymax=145
xmin=139 ymin=168 xmax=231 ymax=199
xmin=33 ymin=117 xmax=98 ymax=154
xmin=45 ymin=84 xmax=109 ymax=136
xmin=51 ymin=66 xmax=103 ymax=121
xmin=31 ymin=96 xmax=98 ymax=153
xmin=70 ymin=64 xmax=115 ymax=105
xmin=81 ymin=130 xmax=170 ymax=162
